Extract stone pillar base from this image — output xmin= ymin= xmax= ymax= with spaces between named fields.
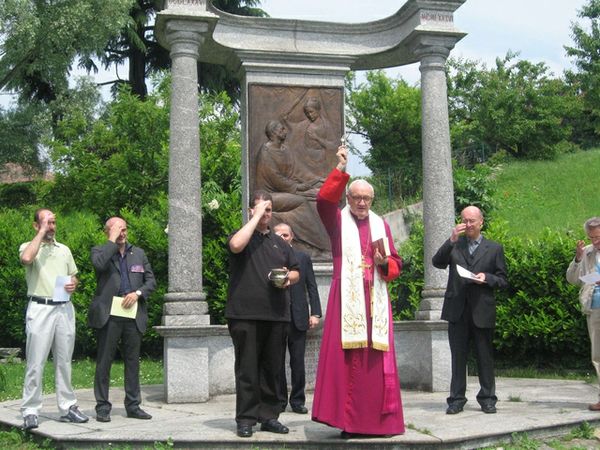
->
xmin=162 ymin=299 xmax=210 ymax=326
xmin=395 ymin=320 xmax=450 ymax=392
xmin=154 ymin=325 xmax=233 ymax=403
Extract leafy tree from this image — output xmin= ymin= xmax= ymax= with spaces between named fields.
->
xmin=565 ymin=0 xmax=600 ymax=143
xmin=0 ymin=0 xmax=134 ymax=103
xmin=447 ymin=53 xmax=577 ymax=162
xmin=0 ymin=0 xmax=266 ymax=103
xmin=345 ymin=70 xmax=422 ymax=201
xmin=0 ymin=102 xmax=49 ymax=171
xmin=47 ymin=80 xmax=169 ymax=216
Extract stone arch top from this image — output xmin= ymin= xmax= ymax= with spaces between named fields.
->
xmin=156 ymin=0 xmax=467 ymax=71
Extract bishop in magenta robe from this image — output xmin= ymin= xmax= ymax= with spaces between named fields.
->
xmin=311 ymin=145 xmax=405 ymax=437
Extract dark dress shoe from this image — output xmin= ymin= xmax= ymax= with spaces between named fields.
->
xmin=291 ymin=405 xmax=308 ymax=414
xmin=446 ymin=404 xmax=464 ymax=414
xmin=340 ymin=430 xmax=356 ymax=439
xmin=481 ymin=404 xmax=497 ymax=414
xmin=237 ymin=424 xmax=253 ymax=438
xmin=96 ymin=412 xmax=111 ymax=422
xmin=260 ymin=419 xmax=289 ymax=434
xmin=126 ymin=408 xmax=152 ymax=420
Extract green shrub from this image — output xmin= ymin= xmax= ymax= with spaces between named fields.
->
xmin=488 ymin=220 xmax=587 ymax=367
xmin=453 ymin=163 xmax=497 ymax=218
xmin=0 ymin=182 xmax=39 ymax=207
xmin=393 ymin=220 xmax=424 ymax=320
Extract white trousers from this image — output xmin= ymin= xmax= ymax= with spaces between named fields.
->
xmin=21 ymin=301 xmax=77 ymax=416
xmin=587 ymin=309 xmax=600 ymax=400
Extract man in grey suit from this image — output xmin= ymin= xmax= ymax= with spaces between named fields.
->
xmin=432 ymin=206 xmax=508 ymax=415
xmin=273 ymin=223 xmax=322 ymax=414
xmin=88 ymin=217 xmax=156 ymax=423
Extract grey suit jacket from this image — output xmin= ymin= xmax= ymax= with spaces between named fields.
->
xmin=432 ymin=236 xmax=508 ymax=328
xmin=88 ymin=241 xmax=156 ymax=333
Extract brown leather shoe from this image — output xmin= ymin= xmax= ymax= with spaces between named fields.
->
xmin=588 ymin=402 xmax=600 ymax=411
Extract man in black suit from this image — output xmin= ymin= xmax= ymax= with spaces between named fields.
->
xmin=274 ymin=223 xmax=322 ymax=414
xmin=88 ymin=217 xmax=156 ymax=423
xmin=432 ymin=206 xmax=508 ymax=415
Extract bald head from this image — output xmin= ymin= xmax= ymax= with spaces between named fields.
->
xmin=346 ymin=179 xmax=375 ymax=220
xmin=273 ymin=223 xmax=293 ymax=245
xmin=460 ymin=206 xmax=483 ymax=240
xmin=105 ymin=216 xmax=128 ymax=248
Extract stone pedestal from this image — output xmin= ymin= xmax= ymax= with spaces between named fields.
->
xmin=395 ymin=320 xmax=450 ymax=392
xmin=156 ymin=325 xmax=234 ymax=402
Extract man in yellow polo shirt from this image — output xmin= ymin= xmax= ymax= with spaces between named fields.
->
xmin=19 ymin=208 xmax=89 ymax=430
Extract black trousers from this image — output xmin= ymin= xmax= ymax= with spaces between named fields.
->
xmin=94 ymin=316 xmax=142 ymax=414
xmin=228 ymin=319 xmax=287 ymax=426
xmin=278 ymin=323 xmax=307 ymax=408
xmin=447 ymin=305 xmax=496 ymax=408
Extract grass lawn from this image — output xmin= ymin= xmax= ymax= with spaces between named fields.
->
xmin=0 ymin=358 xmax=163 ymax=403
xmin=492 ymin=148 xmax=600 ymax=238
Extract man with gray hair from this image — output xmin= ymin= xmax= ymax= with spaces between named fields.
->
xmin=311 ymin=145 xmax=405 ymax=438
xmin=567 ymin=217 xmax=600 ymax=411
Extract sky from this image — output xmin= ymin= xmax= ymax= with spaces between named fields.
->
xmin=260 ymin=0 xmax=588 ymax=174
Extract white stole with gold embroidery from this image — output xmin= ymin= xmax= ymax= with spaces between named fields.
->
xmin=340 ymin=206 xmax=390 ymax=351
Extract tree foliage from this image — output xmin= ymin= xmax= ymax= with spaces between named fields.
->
xmin=0 ymin=102 xmax=49 ymax=171
xmin=0 ymin=0 xmax=134 ymax=103
xmin=345 ymin=70 xmax=422 ymax=200
xmin=447 ymin=53 xmax=578 ymax=162
xmin=565 ymin=0 xmax=600 ymax=142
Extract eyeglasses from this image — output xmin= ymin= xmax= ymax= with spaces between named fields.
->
xmin=348 ymin=194 xmax=373 ymax=203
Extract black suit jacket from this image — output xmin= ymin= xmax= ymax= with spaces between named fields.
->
xmin=289 ymin=248 xmax=321 ymax=331
xmin=432 ymin=236 xmax=508 ymax=328
xmin=88 ymin=241 xmax=156 ymax=333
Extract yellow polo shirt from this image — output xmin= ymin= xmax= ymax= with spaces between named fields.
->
xmin=19 ymin=240 xmax=78 ymax=298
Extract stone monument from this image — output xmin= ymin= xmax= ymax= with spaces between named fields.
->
xmin=155 ymin=0 xmax=467 ymax=402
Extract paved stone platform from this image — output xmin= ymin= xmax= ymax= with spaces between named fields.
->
xmin=1 ymin=377 xmax=600 ymax=449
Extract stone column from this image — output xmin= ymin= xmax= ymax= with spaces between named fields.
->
xmin=394 ymin=35 xmax=460 ymax=392
xmin=163 ymin=21 xmax=210 ymax=323
xmin=414 ymin=36 xmax=457 ymax=321
xmin=157 ymin=20 xmax=212 ymax=403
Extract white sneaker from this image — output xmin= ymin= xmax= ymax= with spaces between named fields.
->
xmin=23 ymin=414 xmax=38 ymax=430
xmin=60 ymin=405 xmax=89 ymax=423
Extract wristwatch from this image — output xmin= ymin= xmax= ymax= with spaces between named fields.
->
xmin=135 ymin=290 xmax=142 ymax=297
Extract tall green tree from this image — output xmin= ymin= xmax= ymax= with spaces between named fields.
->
xmin=345 ymin=70 xmax=422 ymax=202
xmin=0 ymin=0 xmax=134 ymax=103
xmin=447 ymin=53 xmax=576 ymax=162
xmin=565 ymin=0 xmax=600 ymax=143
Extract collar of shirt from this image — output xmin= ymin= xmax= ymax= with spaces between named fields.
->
xmin=468 ymin=235 xmax=483 ymax=246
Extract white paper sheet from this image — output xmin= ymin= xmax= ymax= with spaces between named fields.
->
xmin=53 ymin=276 xmax=72 ymax=302
xmin=456 ymin=264 xmax=480 ymax=281
xmin=580 ymin=272 xmax=600 ymax=284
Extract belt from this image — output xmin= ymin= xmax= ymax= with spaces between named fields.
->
xmin=28 ymin=296 xmax=65 ymax=305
